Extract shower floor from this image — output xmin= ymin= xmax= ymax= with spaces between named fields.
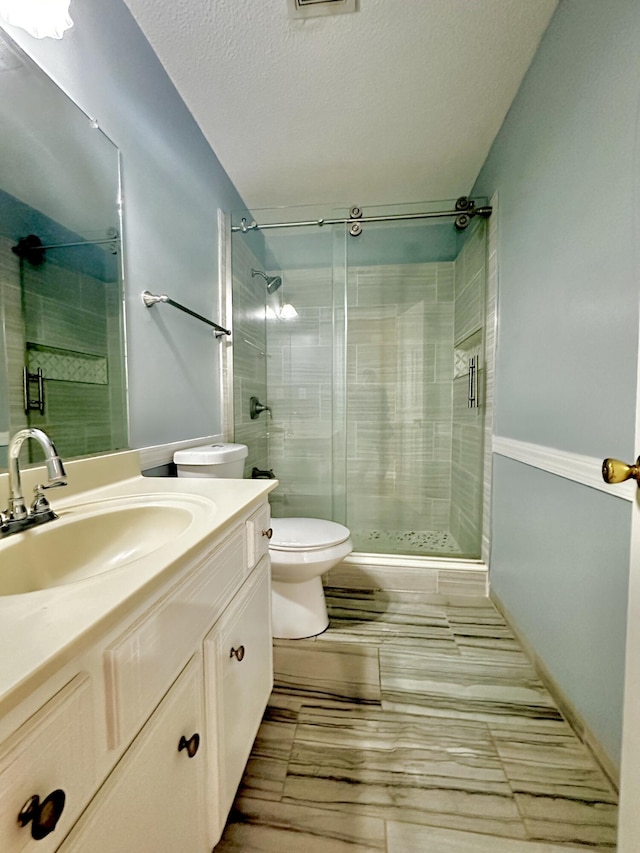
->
xmin=351 ymin=528 xmax=461 ymax=555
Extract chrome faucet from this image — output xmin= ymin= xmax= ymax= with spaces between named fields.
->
xmin=1 ymin=428 xmax=67 ymax=537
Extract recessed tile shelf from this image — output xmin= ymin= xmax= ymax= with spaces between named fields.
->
xmin=27 ymin=342 xmax=108 ymax=385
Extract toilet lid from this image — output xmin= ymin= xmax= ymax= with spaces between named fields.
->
xmin=270 ymin=517 xmax=351 ymax=551
xmin=173 ymin=443 xmax=248 ymax=465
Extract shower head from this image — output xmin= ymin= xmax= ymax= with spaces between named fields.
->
xmin=251 ymin=268 xmax=282 ymax=294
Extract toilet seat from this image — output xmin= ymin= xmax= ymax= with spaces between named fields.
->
xmin=269 ymin=518 xmax=351 ymax=552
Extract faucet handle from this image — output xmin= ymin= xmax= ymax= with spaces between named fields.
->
xmin=31 ymin=482 xmax=65 ymax=518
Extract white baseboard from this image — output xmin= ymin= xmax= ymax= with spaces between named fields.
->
xmin=491 ymin=589 xmax=619 ymax=790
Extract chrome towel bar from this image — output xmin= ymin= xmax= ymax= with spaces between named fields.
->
xmin=142 ymin=291 xmax=231 ymax=336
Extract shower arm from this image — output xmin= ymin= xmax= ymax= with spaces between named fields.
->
xmin=142 ymin=291 xmax=231 ymax=336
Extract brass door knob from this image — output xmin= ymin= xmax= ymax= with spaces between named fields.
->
xmin=262 ymin=528 xmax=273 ymax=539
xmin=230 ymin=645 xmax=245 ymax=661
xmin=602 ymin=457 xmax=640 ymax=485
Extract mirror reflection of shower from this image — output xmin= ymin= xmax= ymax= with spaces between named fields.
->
xmin=252 ymin=268 xmax=298 ymax=320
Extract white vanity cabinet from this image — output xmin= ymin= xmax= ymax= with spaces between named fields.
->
xmin=0 ymin=495 xmax=273 ymax=853
xmin=59 ymin=655 xmax=207 ymax=853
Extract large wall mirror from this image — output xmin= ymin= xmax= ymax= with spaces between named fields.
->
xmin=0 ymin=26 xmax=127 ymax=469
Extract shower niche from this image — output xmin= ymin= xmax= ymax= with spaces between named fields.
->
xmin=231 ymin=201 xmax=490 ymax=560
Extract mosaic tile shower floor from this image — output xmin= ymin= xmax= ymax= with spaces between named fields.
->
xmin=351 ymin=529 xmax=461 ymax=555
xmin=215 ymin=588 xmax=618 ymax=852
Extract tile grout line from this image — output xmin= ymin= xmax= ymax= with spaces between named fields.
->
xmin=485 ymin=719 xmax=531 ymax=841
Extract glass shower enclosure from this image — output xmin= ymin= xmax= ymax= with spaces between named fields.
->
xmin=231 ymin=200 xmax=488 ymax=559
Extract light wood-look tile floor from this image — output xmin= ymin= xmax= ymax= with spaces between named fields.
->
xmin=215 ymin=588 xmax=618 ymax=852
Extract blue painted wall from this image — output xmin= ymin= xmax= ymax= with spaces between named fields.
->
xmin=474 ymin=0 xmax=640 ymax=768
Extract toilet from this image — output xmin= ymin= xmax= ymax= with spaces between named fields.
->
xmin=174 ymin=443 xmax=353 ymax=640
xmin=269 ymin=517 xmax=352 ymax=639
xmin=173 ymin=442 xmax=248 ymax=478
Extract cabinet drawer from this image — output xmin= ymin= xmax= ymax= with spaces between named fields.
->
xmin=60 ymin=656 xmax=207 ymax=853
xmin=0 ymin=674 xmax=96 ymax=853
xmin=246 ymin=502 xmax=272 ymax=570
xmin=105 ymin=525 xmax=245 ymax=749
xmin=205 ymin=557 xmax=273 ymax=833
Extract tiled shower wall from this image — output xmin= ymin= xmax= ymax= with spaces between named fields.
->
xmin=265 ymin=262 xmax=458 ymax=531
xmin=450 ymin=220 xmax=486 ymax=555
xmin=231 ymin=233 xmax=269 ymax=478
xmin=266 ymin=267 xmax=335 ymax=519
xmin=346 ymin=263 xmax=456 ymax=535
xmin=0 ymin=236 xmax=27 ymax=467
xmin=0 ymin=236 xmax=126 ymax=461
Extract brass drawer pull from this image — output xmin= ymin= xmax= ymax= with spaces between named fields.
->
xmin=18 ymin=789 xmax=66 ymax=840
xmin=178 ymin=733 xmax=200 ymax=758
xmin=261 ymin=528 xmax=273 ymax=540
xmin=230 ymin=645 xmax=245 ymax=662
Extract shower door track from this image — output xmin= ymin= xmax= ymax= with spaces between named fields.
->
xmin=231 ymin=196 xmax=492 ymax=235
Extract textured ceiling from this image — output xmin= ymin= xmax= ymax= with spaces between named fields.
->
xmin=123 ymin=0 xmax=558 ymax=210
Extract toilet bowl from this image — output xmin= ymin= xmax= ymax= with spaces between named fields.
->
xmin=269 ymin=517 xmax=353 ymax=639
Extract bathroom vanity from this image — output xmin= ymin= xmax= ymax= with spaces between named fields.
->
xmin=0 ymin=451 xmax=276 ymax=851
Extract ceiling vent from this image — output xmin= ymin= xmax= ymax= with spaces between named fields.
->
xmin=288 ymin=0 xmax=357 ymax=20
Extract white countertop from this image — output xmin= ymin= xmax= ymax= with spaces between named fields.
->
xmin=0 ymin=451 xmax=277 ymax=714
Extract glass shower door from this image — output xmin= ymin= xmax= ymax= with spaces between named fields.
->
xmin=230 ymin=201 xmax=488 ymax=559
xmin=342 ymin=211 xmax=487 ymax=558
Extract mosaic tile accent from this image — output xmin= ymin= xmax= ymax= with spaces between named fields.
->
xmin=27 ymin=344 xmax=108 ymax=384
xmin=351 ymin=528 xmax=460 ymax=554
xmin=453 ymin=342 xmax=482 ymax=380
xmin=216 ymin=587 xmax=617 ymax=852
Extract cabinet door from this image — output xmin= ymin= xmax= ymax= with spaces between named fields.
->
xmin=60 ymin=656 xmax=207 ymax=853
xmin=205 ymin=558 xmax=273 ymax=839
xmin=246 ymin=502 xmax=272 ymax=571
xmin=0 ymin=674 xmax=96 ymax=853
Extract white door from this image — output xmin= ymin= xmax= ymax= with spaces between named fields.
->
xmin=614 ymin=377 xmax=640 ymax=847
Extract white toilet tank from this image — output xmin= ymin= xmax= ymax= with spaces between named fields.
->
xmin=173 ymin=443 xmax=248 ymax=478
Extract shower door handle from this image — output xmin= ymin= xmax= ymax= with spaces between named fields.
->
xmin=602 ymin=456 xmax=640 ymax=486
xmin=23 ymin=367 xmax=45 ymax=415
xmin=468 ymin=356 xmax=478 ymax=408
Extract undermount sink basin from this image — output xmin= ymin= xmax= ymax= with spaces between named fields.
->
xmin=0 ymin=494 xmax=214 ymax=595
